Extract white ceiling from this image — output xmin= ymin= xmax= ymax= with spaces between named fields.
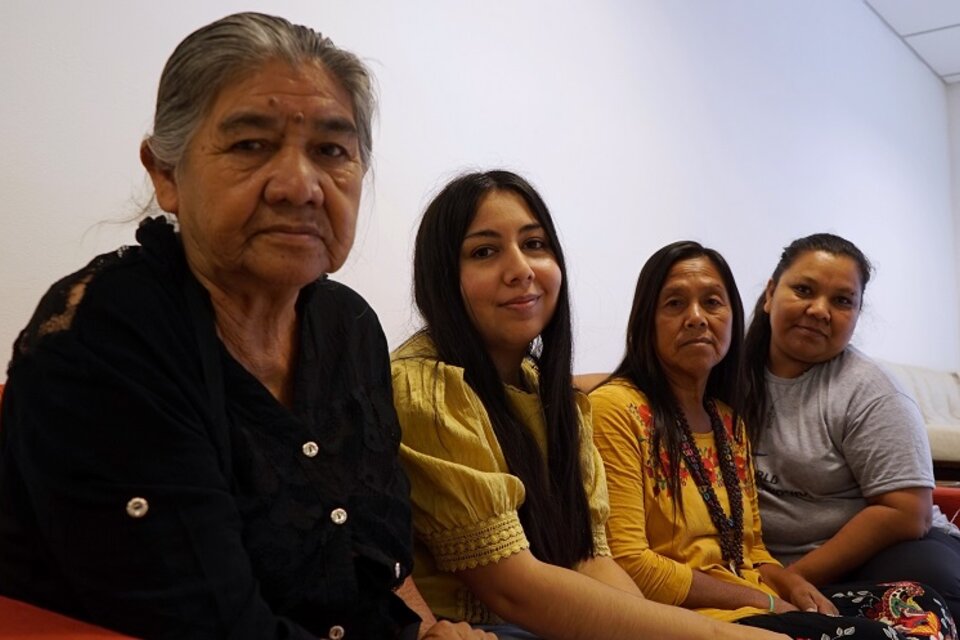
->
xmin=864 ymin=0 xmax=960 ymax=83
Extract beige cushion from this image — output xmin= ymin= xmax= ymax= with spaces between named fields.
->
xmin=882 ymin=361 xmax=960 ymax=462
xmin=927 ymin=424 xmax=960 ymax=463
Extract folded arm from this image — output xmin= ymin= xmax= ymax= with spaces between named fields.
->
xmin=787 ymin=487 xmax=931 ymax=585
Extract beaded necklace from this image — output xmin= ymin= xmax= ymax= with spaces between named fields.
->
xmin=675 ymin=399 xmax=744 ymax=575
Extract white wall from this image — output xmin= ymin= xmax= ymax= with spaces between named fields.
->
xmin=1 ymin=0 xmax=956 ymax=381
xmin=951 ymin=84 xmax=960 ymax=343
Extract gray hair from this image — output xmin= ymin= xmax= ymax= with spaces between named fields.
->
xmin=144 ymin=12 xmax=376 ymax=171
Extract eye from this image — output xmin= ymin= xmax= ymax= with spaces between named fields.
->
xmin=663 ymin=298 xmax=684 ymax=309
xmin=834 ymin=296 xmax=855 ymax=308
xmin=314 ymin=143 xmax=348 ymax=159
xmin=228 ymin=139 xmax=269 ymax=153
xmin=469 ymin=246 xmax=496 ymax=259
xmin=523 ymin=237 xmax=549 ymax=251
xmin=704 ymin=296 xmax=725 ymax=308
xmin=791 ymin=284 xmax=812 ymax=297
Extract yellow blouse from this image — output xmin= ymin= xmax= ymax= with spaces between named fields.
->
xmin=391 ymin=333 xmax=611 ymax=623
xmin=590 ymin=379 xmax=780 ymax=622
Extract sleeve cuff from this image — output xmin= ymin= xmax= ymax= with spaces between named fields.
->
xmin=592 ymin=524 xmax=611 ymax=557
xmin=422 ymin=510 xmax=529 ymax=572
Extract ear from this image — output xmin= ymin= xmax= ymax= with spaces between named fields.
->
xmin=762 ymin=279 xmax=775 ymax=314
xmin=140 ymin=141 xmax=179 ymax=214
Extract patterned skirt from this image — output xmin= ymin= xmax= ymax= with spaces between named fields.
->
xmin=738 ymin=581 xmax=957 ymax=640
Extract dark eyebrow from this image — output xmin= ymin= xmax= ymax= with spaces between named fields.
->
xmin=659 ymin=285 xmax=686 ymax=298
xmin=463 ymin=222 xmax=543 ymax=241
xmin=217 ymin=111 xmax=358 ymax=137
xmin=317 ymin=116 xmax=358 ymax=137
xmin=659 ymin=282 xmax=726 ymax=298
xmin=792 ymin=274 xmax=859 ymax=297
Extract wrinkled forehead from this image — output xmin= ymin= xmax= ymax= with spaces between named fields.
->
xmin=210 ymin=58 xmax=352 ymax=114
xmin=663 ymin=255 xmax=727 ymax=288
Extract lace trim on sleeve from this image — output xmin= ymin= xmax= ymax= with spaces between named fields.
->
xmin=422 ymin=511 xmax=529 ymax=572
xmin=15 ymin=250 xmax=123 ymax=359
xmin=36 ymin=275 xmax=92 ymax=338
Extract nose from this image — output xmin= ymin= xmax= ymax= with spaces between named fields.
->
xmin=685 ymin=303 xmax=707 ymax=328
xmin=806 ymin=296 xmax=830 ymax=321
xmin=263 ymin=146 xmax=324 ymax=208
xmin=503 ymin=245 xmax=534 ymax=285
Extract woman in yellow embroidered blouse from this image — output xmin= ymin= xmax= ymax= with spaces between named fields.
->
xmin=391 ymin=171 xmax=789 ymax=640
xmin=590 ymin=240 xmax=950 ymax=640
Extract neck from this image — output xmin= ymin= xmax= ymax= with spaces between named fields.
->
xmin=669 ymin=377 xmax=710 ymax=433
xmin=202 ymin=278 xmax=300 ymax=408
xmin=767 ymin=346 xmax=810 ymax=378
xmin=489 ymin=348 xmax=527 ymax=388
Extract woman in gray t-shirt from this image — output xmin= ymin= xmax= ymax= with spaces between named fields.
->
xmin=742 ymin=232 xmax=960 ymax=624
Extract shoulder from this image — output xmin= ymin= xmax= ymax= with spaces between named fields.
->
xmin=824 ymin=345 xmax=899 ymax=384
xmin=589 ymin=377 xmax=648 ymax=409
xmin=817 ymin=347 xmax=924 ymax=438
xmin=391 ymin=333 xmax=475 ymax=413
xmin=300 ymin=278 xmax=390 ymax=369
xmin=311 ymin=277 xmax=370 ymax=310
xmin=819 ymin=346 xmax=909 ymax=402
xmin=589 ymin=378 xmax=653 ymax=432
xmin=392 ymin=332 xmax=441 ymax=362
xmin=14 ymin=239 xmax=188 ymax=364
xmin=392 ymin=333 xmax=462 ymax=379
xmin=304 ymin=278 xmax=380 ymax=332
xmin=4 ymin=225 xmax=215 ymax=449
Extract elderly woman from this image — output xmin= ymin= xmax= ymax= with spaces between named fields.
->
xmin=590 ymin=241 xmax=954 ymax=639
xmin=742 ymin=233 xmax=960 ymax=623
xmin=0 ymin=13 xmax=487 ymax=640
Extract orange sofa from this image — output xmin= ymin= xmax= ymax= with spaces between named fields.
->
xmin=0 ymin=595 xmax=134 ymax=638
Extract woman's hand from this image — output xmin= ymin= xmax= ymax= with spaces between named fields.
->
xmin=420 ymin=620 xmax=497 ymax=639
xmin=769 ymin=595 xmax=799 ymax=614
xmin=782 ymin=581 xmax=836 ymax=615
xmin=758 ymin=564 xmax=837 ymax=615
xmin=396 ymin=577 xmax=496 ymax=639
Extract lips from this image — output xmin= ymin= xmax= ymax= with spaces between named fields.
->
xmin=500 ymin=293 xmax=540 ymax=308
xmin=256 ymin=224 xmax=324 ymax=248
xmin=680 ymin=337 xmax=714 ymax=348
xmin=260 ymin=224 xmax=321 ymax=237
xmin=794 ymin=324 xmax=828 ymax=338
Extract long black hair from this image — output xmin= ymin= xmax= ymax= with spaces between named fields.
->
xmin=741 ymin=233 xmax=873 ymax=444
xmin=407 ymin=170 xmax=594 ymax=568
xmin=610 ymin=241 xmax=745 ymax=502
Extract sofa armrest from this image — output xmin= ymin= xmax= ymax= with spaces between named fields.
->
xmin=0 ymin=596 xmax=134 ymax=638
xmin=572 ymin=372 xmax=610 ymax=394
xmin=933 ymin=485 xmax=960 ymax=523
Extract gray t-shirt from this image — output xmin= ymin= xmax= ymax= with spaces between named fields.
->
xmin=754 ymin=345 xmax=957 ymax=565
